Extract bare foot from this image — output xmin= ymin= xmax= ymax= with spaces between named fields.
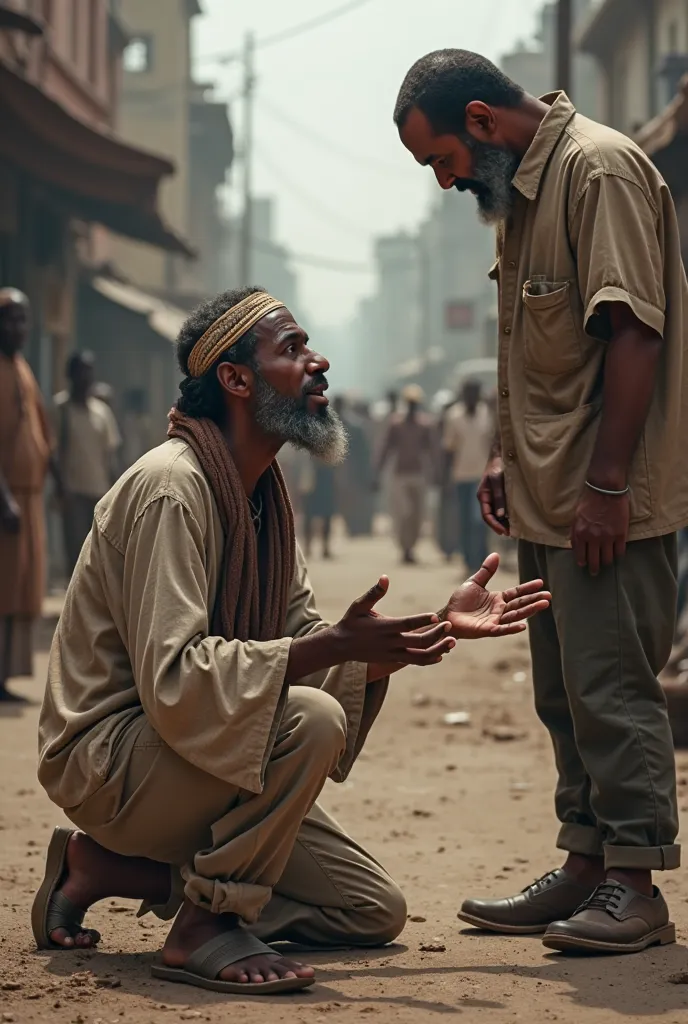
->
xmin=163 ymin=901 xmax=315 ymax=985
xmin=48 ymin=832 xmax=170 ymax=949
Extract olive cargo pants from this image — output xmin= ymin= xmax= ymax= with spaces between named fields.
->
xmin=519 ymin=535 xmax=680 ymax=870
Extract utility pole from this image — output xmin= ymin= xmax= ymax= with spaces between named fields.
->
xmin=239 ymin=30 xmax=255 ymax=286
xmin=556 ymin=0 xmax=573 ymax=98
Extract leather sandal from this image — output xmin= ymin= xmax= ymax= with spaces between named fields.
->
xmin=151 ymin=929 xmax=316 ymax=995
xmin=31 ymin=826 xmax=101 ymax=949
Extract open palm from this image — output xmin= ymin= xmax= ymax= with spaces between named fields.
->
xmin=444 ymin=553 xmax=551 ymax=640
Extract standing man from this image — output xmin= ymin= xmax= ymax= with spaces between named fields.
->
xmin=33 ymin=286 xmax=549 ymax=995
xmin=300 ymin=455 xmax=337 ymax=560
xmin=376 ymin=384 xmax=434 ymax=564
xmin=395 ymin=49 xmax=688 ymax=954
xmin=52 ymin=352 xmax=121 ymax=576
xmin=443 ymin=379 xmax=493 ymax=572
xmin=0 ymin=289 xmax=55 ymax=703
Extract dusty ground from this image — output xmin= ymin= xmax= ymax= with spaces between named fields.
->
xmin=2 ymin=529 xmax=688 ymax=1024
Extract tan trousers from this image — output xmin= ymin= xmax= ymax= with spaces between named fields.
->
xmin=391 ymin=474 xmax=425 ymax=554
xmin=67 ymin=686 xmax=407 ymax=947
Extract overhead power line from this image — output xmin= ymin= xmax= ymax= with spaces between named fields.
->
xmin=196 ymin=0 xmax=376 ymax=65
xmin=253 ymin=142 xmax=371 ymax=238
xmin=252 ymin=237 xmax=371 ymax=274
xmin=257 ymin=93 xmax=418 ymax=181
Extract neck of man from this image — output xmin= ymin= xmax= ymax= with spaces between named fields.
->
xmin=504 ymin=94 xmax=551 ymax=158
xmin=70 ymin=387 xmax=89 ymax=406
xmin=221 ymin=413 xmax=282 ymax=497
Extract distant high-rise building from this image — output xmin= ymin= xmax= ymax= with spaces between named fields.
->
xmin=220 ymin=196 xmax=303 ymax=326
xmin=112 ymin=0 xmax=234 ymax=306
xmin=501 ymin=0 xmax=601 ymax=119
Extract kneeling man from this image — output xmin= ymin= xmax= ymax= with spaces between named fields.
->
xmin=34 ymin=287 xmax=549 ymax=995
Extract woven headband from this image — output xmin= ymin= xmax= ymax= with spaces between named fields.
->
xmin=187 ymin=291 xmax=286 ymax=378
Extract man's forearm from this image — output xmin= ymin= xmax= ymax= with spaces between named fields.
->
xmin=285 ymin=626 xmax=348 ymax=685
xmin=587 ymin=317 xmax=662 ymax=490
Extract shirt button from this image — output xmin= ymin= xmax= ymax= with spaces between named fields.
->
xmin=506 ymin=450 xmax=516 ymax=462
xmin=507 ymin=260 xmax=516 ymax=269
xmin=501 ymin=388 xmax=510 ymax=398
xmin=504 ymin=326 xmax=512 ymax=335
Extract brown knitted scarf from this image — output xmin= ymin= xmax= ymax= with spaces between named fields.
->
xmin=168 ymin=409 xmax=295 ymax=642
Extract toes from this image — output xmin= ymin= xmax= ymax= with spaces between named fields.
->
xmin=49 ymin=925 xmax=100 ymax=949
xmin=49 ymin=927 xmax=75 ymax=948
xmin=281 ymin=957 xmax=315 ymax=978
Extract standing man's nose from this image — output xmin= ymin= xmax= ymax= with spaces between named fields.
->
xmin=434 ymin=167 xmax=456 ymax=190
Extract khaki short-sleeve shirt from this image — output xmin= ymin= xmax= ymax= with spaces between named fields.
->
xmin=495 ymin=91 xmax=688 ymax=547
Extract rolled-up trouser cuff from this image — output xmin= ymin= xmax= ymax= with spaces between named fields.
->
xmin=604 ymin=844 xmax=681 ymax=871
xmin=182 ymin=867 xmax=272 ymax=922
xmin=556 ymin=823 xmax=604 ymax=857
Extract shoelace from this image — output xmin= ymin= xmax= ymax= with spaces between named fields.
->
xmin=576 ymin=882 xmax=625 ymax=915
xmin=521 ymin=870 xmax=560 ymax=895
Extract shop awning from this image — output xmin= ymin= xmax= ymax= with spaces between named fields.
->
xmin=0 ymin=59 xmax=194 ymax=255
xmin=0 ymin=2 xmax=43 ymax=34
xmin=90 ymin=275 xmax=187 ymax=344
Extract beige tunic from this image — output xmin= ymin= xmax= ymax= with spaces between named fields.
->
xmin=38 ymin=439 xmax=385 ymax=811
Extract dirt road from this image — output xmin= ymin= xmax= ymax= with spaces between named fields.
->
xmin=2 ymin=531 xmax=688 ymax=1023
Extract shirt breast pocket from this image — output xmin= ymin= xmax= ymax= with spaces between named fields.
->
xmin=522 ymin=280 xmax=585 ymax=375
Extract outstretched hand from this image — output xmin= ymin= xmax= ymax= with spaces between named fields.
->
xmin=441 ymin=553 xmax=551 ymax=640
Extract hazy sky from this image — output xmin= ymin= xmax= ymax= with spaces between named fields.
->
xmin=193 ymin=0 xmax=548 ymax=326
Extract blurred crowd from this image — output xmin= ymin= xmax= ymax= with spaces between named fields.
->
xmin=281 ymin=379 xmax=506 ymax=572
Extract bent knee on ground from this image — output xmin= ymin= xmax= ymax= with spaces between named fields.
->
xmin=345 ymin=880 xmax=408 ymax=946
xmin=283 ymin=686 xmax=348 ymax=757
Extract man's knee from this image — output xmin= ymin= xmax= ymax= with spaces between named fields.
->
xmin=351 ymin=880 xmax=408 ymax=946
xmin=284 ymin=686 xmax=348 ymax=760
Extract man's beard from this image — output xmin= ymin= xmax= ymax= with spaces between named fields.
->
xmin=454 ymin=138 xmax=520 ymax=225
xmin=253 ymin=373 xmax=348 ymax=466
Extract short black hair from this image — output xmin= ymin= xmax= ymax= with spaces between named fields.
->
xmin=176 ymin=285 xmax=266 ymax=421
xmin=394 ymin=49 xmax=524 ymax=136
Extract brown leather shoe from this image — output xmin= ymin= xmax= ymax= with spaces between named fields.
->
xmin=458 ymin=869 xmax=597 ymax=935
xmin=542 ymin=882 xmax=676 ymax=954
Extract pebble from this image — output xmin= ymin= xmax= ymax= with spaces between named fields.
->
xmin=408 ymin=915 xmax=426 ymax=922
xmin=0 ymin=982 xmax=20 ymax=991
xmin=419 ymin=942 xmax=446 ymax=952
xmin=442 ymin=711 xmax=471 ymax=727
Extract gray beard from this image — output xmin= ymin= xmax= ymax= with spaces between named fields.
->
xmin=253 ymin=373 xmax=349 ymax=466
xmin=463 ymin=138 xmax=521 ymax=225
